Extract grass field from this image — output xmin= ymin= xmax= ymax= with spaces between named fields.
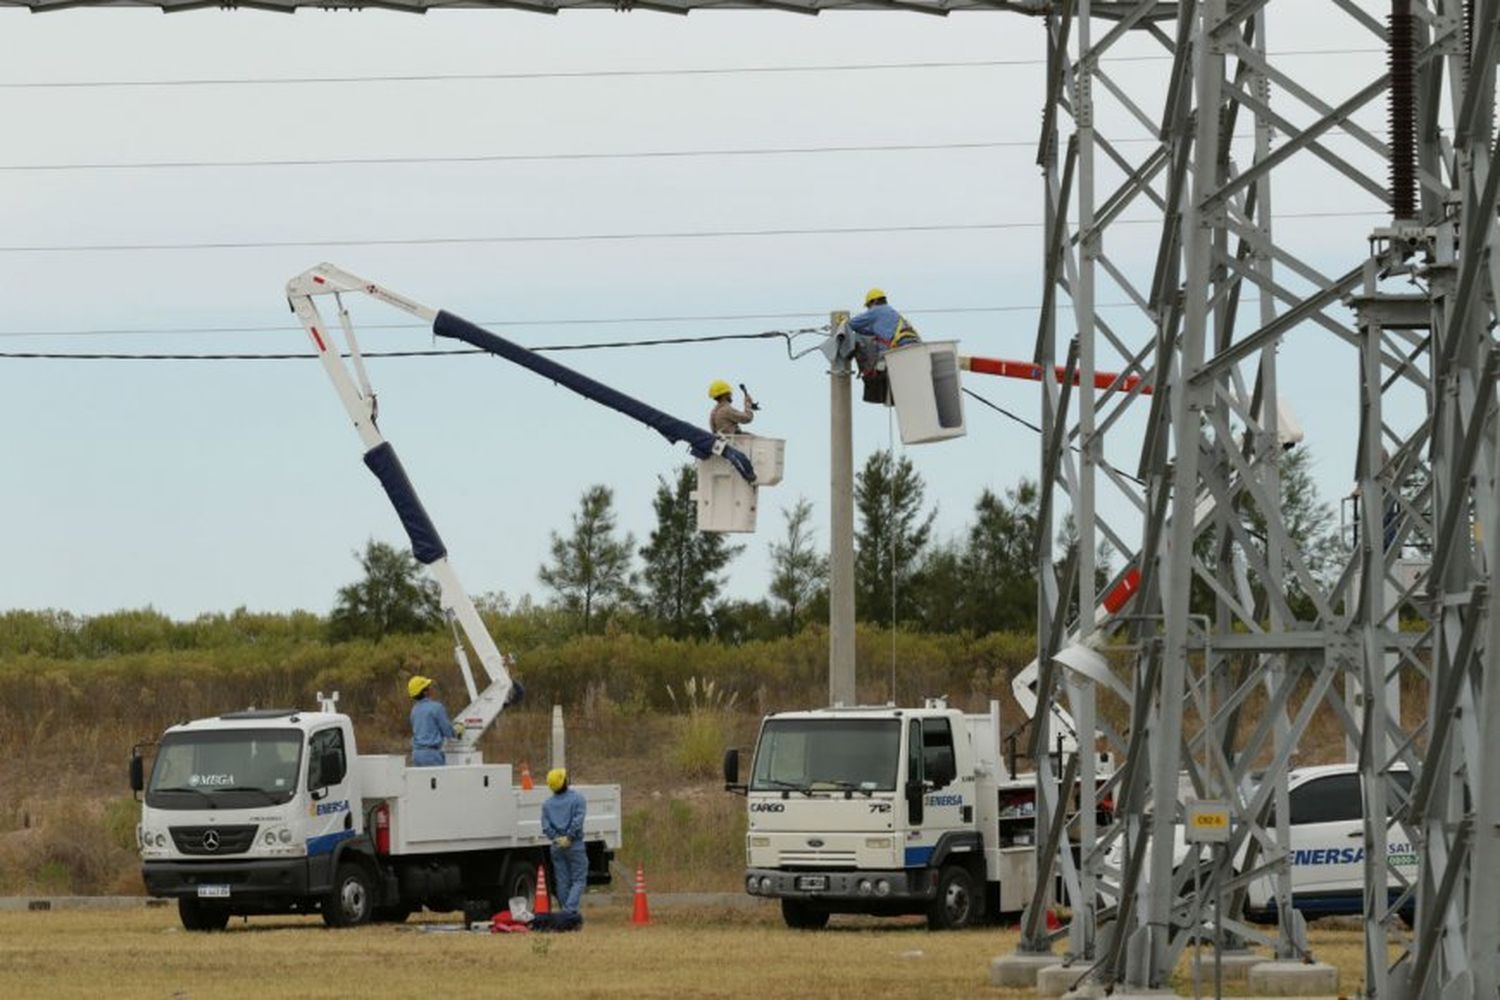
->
xmin=0 ymin=904 xmax=1372 ymax=998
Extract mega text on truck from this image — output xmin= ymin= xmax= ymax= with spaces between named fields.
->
xmin=725 ymin=697 xmax=1109 ymax=930
xmin=131 ymin=703 xmax=621 ymax=931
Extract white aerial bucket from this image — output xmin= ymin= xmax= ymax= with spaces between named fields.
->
xmin=694 ymin=436 xmax=785 ymax=533
xmin=883 ymin=340 xmax=967 ymax=445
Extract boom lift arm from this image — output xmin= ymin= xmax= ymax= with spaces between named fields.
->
xmin=286 ymin=264 xmax=519 ymax=758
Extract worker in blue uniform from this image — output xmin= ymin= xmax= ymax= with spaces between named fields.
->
xmin=542 ymin=768 xmax=589 ymax=915
xmin=848 ymin=287 xmax=921 ymax=402
xmin=408 ymin=675 xmax=462 ymax=766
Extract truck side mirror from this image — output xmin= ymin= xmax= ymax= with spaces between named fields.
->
xmin=906 ymin=779 xmax=924 ymax=826
xmin=129 ymin=752 xmax=144 ymax=794
xmin=723 ymin=748 xmax=746 ymax=795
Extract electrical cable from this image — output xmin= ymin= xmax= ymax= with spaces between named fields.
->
xmin=0 ymin=210 xmax=1388 ymax=255
xmin=0 ymin=327 xmax=827 ymax=361
xmin=0 ymin=50 xmax=1383 ymax=90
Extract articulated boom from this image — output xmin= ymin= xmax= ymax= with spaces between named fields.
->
xmin=285 ymin=263 xmax=517 ymax=756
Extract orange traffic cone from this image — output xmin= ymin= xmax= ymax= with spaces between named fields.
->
xmin=1045 ymin=907 xmax=1062 ymax=931
xmin=533 ymin=863 xmax=551 ymax=915
xmin=631 ymin=862 xmax=651 ymax=926
xmin=519 ymin=762 xmax=534 ymax=791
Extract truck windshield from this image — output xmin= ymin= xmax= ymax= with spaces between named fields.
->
xmin=750 ymin=718 xmax=901 ymax=792
xmin=147 ymin=729 xmax=303 ymax=810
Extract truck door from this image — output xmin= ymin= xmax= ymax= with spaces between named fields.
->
xmin=1286 ymin=771 xmax=1364 ymax=899
xmin=305 ymin=725 xmax=358 ymax=861
xmin=918 ymin=718 xmax=968 ymax=842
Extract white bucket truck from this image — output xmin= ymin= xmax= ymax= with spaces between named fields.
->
xmin=725 ymin=698 xmax=1094 ymax=930
xmin=131 ymin=698 xmax=620 ymax=930
xmin=129 ymin=264 xmax=632 ymax=931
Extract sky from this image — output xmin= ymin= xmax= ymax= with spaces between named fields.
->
xmin=0 ymin=4 xmax=1408 ymax=618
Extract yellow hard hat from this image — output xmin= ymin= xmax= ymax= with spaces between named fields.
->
xmin=546 ymin=767 xmax=568 ymax=793
xmin=864 ymin=287 xmax=887 ymax=307
xmin=407 ymin=675 xmax=433 ymax=699
xmin=707 ymin=378 xmax=733 ymax=400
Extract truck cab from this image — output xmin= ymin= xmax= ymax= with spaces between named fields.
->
xmin=731 ymin=699 xmax=1033 ymax=930
xmin=136 ymin=709 xmax=374 ymax=930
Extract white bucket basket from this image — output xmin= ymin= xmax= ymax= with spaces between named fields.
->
xmin=883 ymin=340 xmax=966 ymax=445
xmin=694 ymin=436 xmax=785 ymax=533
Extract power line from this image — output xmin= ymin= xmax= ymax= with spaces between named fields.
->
xmin=0 ymin=127 xmax=1390 ymax=174
xmin=0 ymin=49 xmax=1383 ymax=91
xmin=0 ymin=328 xmax=815 ymax=361
xmin=0 ymin=210 xmax=1387 ymax=255
xmin=0 ymin=303 xmax=1126 ymax=340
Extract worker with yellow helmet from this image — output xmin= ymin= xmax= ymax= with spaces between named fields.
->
xmin=848 ymin=287 xmax=921 ymax=401
xmin=541 ymin=767 xmax=589 ymax=915
xmin=407 ymin=675 xmax=463 ymax=767
xmin=707 ymin=378 xmax=756 ymax=436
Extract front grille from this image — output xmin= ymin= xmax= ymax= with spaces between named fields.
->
xmin=779 ymin=850 xmax=857 ymax=868
xmin=170 ymin=825 xmax=258 ymax=856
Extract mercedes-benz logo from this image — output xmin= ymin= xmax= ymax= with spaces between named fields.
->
xmin=201 ymin=830 xmax=220 ymax=852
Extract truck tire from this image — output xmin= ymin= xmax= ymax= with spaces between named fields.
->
xmin=322 ymin=862 xmax=375 ymax=928
xmin=500 ymin=855 xmax=542 ymax=912
xmin=178 ymin=898 xmax=231 ymax=932
xmin=780 ymin=899 xmax=830 ymax=930
xmin=926 ymin=865 xmax=978 ymax=931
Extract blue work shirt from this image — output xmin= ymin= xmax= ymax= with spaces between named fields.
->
xmin=410 ymin=697 xmax=454 ymax=753
xmin=849 ymin=303 xmax=919 ymax=368
xmin=541 ymin=788 xmax=587 ymax=841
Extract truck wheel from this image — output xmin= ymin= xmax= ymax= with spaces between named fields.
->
xmin=322 ymin=862 xmax=374 ymax=928
xmin=927 ymin=865 xmax=977 ymax=931
xmin=500 ymin=856 xmax=541 ymax=911
xmin=780 ymin=899 xmax=830 ymax=930
xmin=178 ymin=898 xmax=231 ymax=932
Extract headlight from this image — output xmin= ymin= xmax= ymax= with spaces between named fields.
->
xmin=153 ymin=831 xmax=168 ymax=848
xmin=865 ymin=837 xmax=892 ymax=849
xmin=747 ymin=875 xmax=759 ymax=893
xmin=874 ymin=879 xmax=891 ymax=897
xmin=750 ymin=836 xmax=771 ymax=848
xmin=858 ymin=879 xmax=872 ymax=896
xmin=263 ymin=830 xmax=277 ymax=846
xmin=278 ymin=828 xmax=293 ymax=844
xmin=759 ymin=876 xmax=773 ymax=892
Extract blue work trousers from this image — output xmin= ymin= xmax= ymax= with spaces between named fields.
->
xmin=411 ymin=748 xmax=445 ymax=767
xmin=549 ymin=840 xmax=588 ymax=914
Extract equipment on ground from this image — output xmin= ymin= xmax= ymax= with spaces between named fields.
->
xmin=725 ymin=697 xmax=1110 ymax=931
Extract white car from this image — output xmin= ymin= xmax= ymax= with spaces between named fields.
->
xmin=1242 ymin=763 xmax=1415 ymax=923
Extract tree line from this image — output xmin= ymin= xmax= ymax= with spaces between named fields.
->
xmin=327 ymin=445 xmax=1345 ymax=645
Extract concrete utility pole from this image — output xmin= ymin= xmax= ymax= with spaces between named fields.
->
xmin=828 ymin=311 xmax=856 ymax=708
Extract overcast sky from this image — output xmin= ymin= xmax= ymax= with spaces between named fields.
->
xmin=0 ymin=4 xmax=1403 ymax=618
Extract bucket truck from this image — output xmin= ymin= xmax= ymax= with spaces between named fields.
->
xmin=129 ymin=264 xmax=656 ymax=931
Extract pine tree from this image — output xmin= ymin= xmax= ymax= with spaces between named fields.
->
xmin=328 ymin=539 xmax=442 ymax=642
xmin=854 ymin=450 xmax=935 ymax=625
xmin=639 ymin=466 xmax=744 ymax=638
xmin=538 ymin=485 xmax=636 ymax=633
xmin=768 ymin=497 xmax=828 ymax=636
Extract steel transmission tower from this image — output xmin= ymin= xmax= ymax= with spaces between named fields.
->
xmin=1005 ymin=1 xmax=1500 ymax=996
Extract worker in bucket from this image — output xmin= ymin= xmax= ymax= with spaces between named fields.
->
xmin=408 ymin=675 xmax=463 ymax=767
xmin=708 ymin=379 xmax=755 ymax=436
xmin=849 ymin=288 xmax=921 ymax=403
xmin=542 ymin=768 xmax=589 ymax=915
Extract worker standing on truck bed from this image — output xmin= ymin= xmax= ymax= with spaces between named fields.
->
xmin=543 ymin=768 xmax=588 ymax=915
xmin=408 ymin=675 xmax=462 ymax=766
xmin=848 ymin=288 xmax=921 ymax=404
xmin=708 ymin=378 xmax=755 ymax=436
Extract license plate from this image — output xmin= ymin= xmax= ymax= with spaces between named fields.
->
xmin=197 ymin=885 xmax=230 ymax=898
xmin=795 ymin=875 xmax=827 ymax=892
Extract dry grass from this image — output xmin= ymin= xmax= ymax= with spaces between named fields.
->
xmin=0 ymin=905 xmax=1375 ymax=999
